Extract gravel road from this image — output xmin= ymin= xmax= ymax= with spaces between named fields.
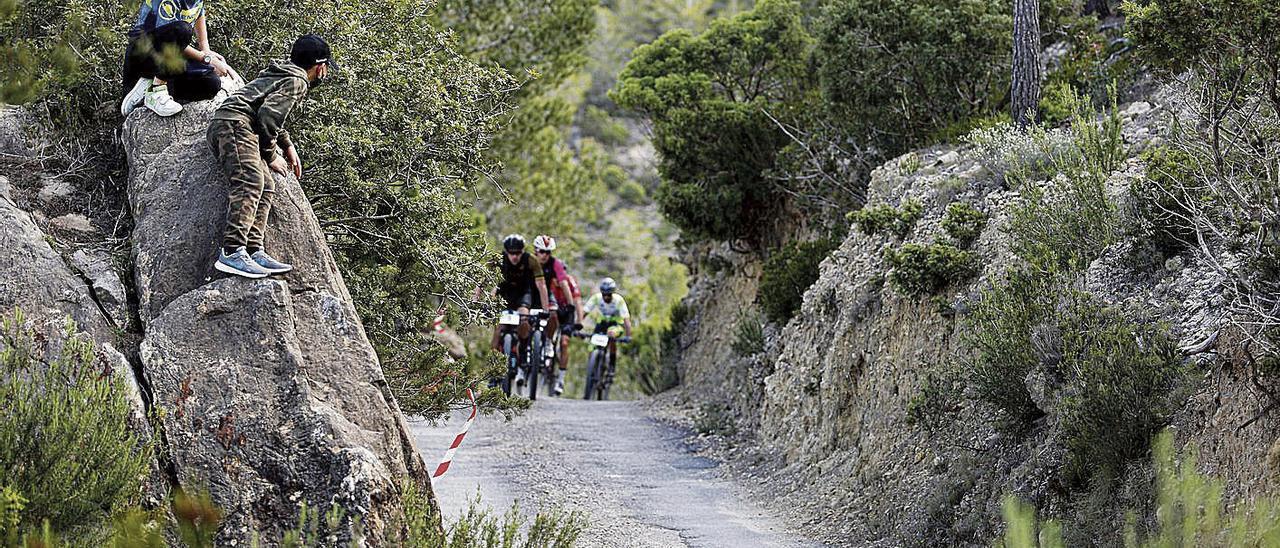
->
xmin=410 ymin=398 xmax=825 ymax=547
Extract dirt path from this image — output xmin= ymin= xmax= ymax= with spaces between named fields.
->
xmin=410 ymin=398 xmax=825 ymax=547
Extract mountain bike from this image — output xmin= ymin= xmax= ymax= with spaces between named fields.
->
xmin=577 ymin=331 xmax=630 ymax=401
xmin=497 ymin=309 xmax=548 ymax=398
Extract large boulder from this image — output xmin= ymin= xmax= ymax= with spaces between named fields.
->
xmin=0 ymin=174 xmax=146 ymax=419
xmin=123 ymin=102 xmax=434 ymax=545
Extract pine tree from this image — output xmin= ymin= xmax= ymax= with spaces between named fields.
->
xmin=1011 ymin=0 xmax=1042 ymax=128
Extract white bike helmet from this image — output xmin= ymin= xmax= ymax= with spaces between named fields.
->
xmin=533 ymin=234 xmax=557 ymax=252
xmin=600 ymin=277 xmax=618 ymax=294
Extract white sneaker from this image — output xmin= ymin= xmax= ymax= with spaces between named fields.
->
xmin=144 ymin=84 xmax=182 ymax=117
xmin=121 ymin=77 xmax=151 ymax=116
xmin=515 ymin=367 xmax=526 ymax=388
xmin=553 ymin=375 xmax=565 ymax=396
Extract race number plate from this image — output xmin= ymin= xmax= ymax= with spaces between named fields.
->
xmin=590 ymin=334 xmax=610 ymax=347
xmin=499 ymin=311 xmax=520 ymax=326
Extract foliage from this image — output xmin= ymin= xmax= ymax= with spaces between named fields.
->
xmin=0 ymin=0 xmax=123 ymax=126
xmin=0 ymin=311 xmax=150 ymax=538
xmin=1125 ymin=0 xmax=1280 ymax=94
xmin=759 ymin=238 xmax=837 ymax=323
xmin=964 ymin=269 xmax=1058 ymax=428
xmin=905 ymin=368 xmax=963 ymax=430
xmin=941 ymin=202 xmax=988 ymax=248
xmin=849 ymin=199 xmax=922 ymax=239
xmin=964 ymin=122 xmax=1073 ymax=182
xmin=813 ymin=0 xmax=1012 ymax=155
xmin=415 ymin=490 xmax=585 ymax=548
xmin=1008 ymin=89 xmax=1126 ymax=273
xmin=612 ymin=0 xmax=812 ymax=243
xmin=1055 ymin=292 xmax=1183 ymax=486
xmin=964 ymin=270 xmax=1185 ymax=484
xmin=617 ymin=253 xmax=691 ymax=396
xmin=731 ymin=310 xmax=764 ymax=356
xmin=884 ymin=243 xmax=978 ymax=296
xmin=1130 ymin=146 xmax=1199 ymax=257
xmin=1000 ymin=430 xmax=1280 ymax=547
xmin=995 ymin=496 xmax=1065 ymax=548
xmin=172 ymin=489 xmax=222 ymax=548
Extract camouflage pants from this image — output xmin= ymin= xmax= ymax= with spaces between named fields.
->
xmin=208 ymin=118 xmax=274 ymax=250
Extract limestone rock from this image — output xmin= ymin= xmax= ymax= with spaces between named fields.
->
xmin=49 ymin=213 xmax=96 ymax=236
xmin=37 ymin=178 xmax=74 ymax=206
xmin=0 ymin=107 xmax=41 ymax=158
xmin=69 ymin=249 xmax=131 ymax=328
xmin=123 ymin=103 xmax=433 ymax=545
xmin=0 ymin=168 xmax=147 ymax=429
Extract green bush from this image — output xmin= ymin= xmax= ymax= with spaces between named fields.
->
xmin=1000 ymin=430 xmax=1280 ymax=547
xmin=1056 ymin=293 xmax=1183 ymax=486
xmin=0 ymin=311 xmax=151 ymax=539
xmin=884 ymin=243 xmax=978 ymax=296
xmin=813 ymin=0 xmax=1081 ymax=154
xmin=1008 ymin=90 xmax=1125 ymax=272
xmin=1131 ymin=146 xmax=1199 ymax=257
xmin=941 ymin=202 xmax=988 ymax=248
xmin=617 ymin=180 xmax=648 ymax=205
xmin=612 ymin=0 xmax=812 ymax=243
xmin=731 ymin=311 xmax=765 ymax=356
xmin=849 ymin=199 xmax=923 ymax=239
xmin=759 ymin=239 xmax=838 ymax=323
xmin=964 ymin=271 xmax=1185 ymax=485
xmin=964 ymin=269 xmax=1058 ymax=428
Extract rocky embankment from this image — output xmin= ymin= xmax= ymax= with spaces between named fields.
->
xmin=668 ymin=91 xmax=1279 ymax=546
xmin=0 ymin=104 xmax=437 ymax=545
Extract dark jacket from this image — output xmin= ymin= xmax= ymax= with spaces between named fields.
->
xmin=212 ymin=61 xmax=309 ymax=162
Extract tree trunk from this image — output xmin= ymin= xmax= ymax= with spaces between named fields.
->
xmin=1084 ymin=0 xmax=1110 ymax=18
xmin=1012 ymin=0 xmax=1042 ymax=129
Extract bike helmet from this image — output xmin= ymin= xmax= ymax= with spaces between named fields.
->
xmin=533 ymin=234 xmax=557 ymax=252
xmin=599 ymin=277 xmax=618 ymax=294
xmin=502 ymin=234 xmax=525 ymax=252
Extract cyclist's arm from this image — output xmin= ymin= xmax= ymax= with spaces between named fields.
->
xmin=574 ymin=295 xmax=585 ymax=324
xmin=623 ymin=318 xmax=633 ymax=338
xmin=535 ymin=278 xmax=552 ymax=311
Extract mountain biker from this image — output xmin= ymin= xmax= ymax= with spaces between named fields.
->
xmin=532 ymin=235 xmax=584 ymax=396
xmin=489 ymin=235 xmax=553 ymax=376
xmin=583 ymin=277 xmax=632 ymax=369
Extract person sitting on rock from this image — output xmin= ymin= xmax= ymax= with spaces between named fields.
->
xmin=121 ymin=0 xmax=238 ymax=117
xmin=209 ymin=34 xmax=334 ymax=279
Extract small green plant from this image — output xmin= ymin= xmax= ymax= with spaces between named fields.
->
xmin=1131 ymin=146 xmax=1200 ymax=257
xmin=731 ymin=311 xmax=765 ymax=356
xmin=941 ymin=202 xmax=988 ymax=248
xmin=172 ymin=489 xmax=222 ymax=548
xmin=898 ymin=152 xmax=923 ymax=175
xmin=759 ymin=239 xmax=838 ymax=322
xmin=694 ymin=403 xmax=737 ymax=437
xmin=849 ymin=199 xmax=923 ymax=238
xmin=414 ymin=490 xmax=585 ymax=547
xmin=964 ymin=269 xmax=1058 ymax=429
xmin=884 ymin=243 xmax=978 ymax=296
xmin=0 ymin=310 xmax=151 ymax=537
xmin=999 ymin=429 xmax=1280 ymax=547
xmin=1008 ymin=89 xmax=1125 ymax=272
xmin=905 ymin=369 xmax=962 ymax=429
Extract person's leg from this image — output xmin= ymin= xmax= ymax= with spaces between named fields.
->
xmin=168 ymin=60 xmax=221 ymax=102
xmin=214 ymin=121 xmax=266 ymax=252
xmin=148 ymin=22 xmax=196 ymax=85
xmin=245 ymin=166 xmax=275 ymax=254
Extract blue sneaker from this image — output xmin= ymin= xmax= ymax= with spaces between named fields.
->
xmin=251 ymin=249 xmax=293 ymax=275
xmin=215 ymin=247 xmax=269 ymax=279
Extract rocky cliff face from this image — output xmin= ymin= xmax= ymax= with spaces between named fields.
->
xmin=671 ymin=91 xmax=1277 ymax=545
xmin=121 ymin=102 xmax=433 ymax=544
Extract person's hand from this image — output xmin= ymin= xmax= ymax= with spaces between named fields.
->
xmin=201 ymin=50 xmax=230 ymax=76
xmin=269 ymin=156 xmax=289 ymax=176
xmin=285 ymin=145 xmax=303 ymax=179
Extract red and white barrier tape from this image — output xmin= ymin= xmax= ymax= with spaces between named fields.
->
xmin=432 ymin=387 xmax=477 ymax=479
xmin=432 ymin=314 xmax=446 ymax=334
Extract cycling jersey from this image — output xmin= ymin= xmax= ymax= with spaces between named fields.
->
xmin=495 ymin=252 xmax=543 ymax=307
xmin=133 ymin=0 xmax=204 ymax=34
xmin=584 ymin=292 xmax=630 ymax=324
xmin=542 ymin=257 xmax=573 ymax=304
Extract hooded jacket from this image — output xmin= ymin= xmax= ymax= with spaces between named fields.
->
xmin=212 ymin=61 xmax=309 ymax=163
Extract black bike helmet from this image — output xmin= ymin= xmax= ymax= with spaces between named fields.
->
xmin=600 ymin=277 xmax=618 ymax=294
xmin=502 ymin=234 xmax=525 ymax=252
